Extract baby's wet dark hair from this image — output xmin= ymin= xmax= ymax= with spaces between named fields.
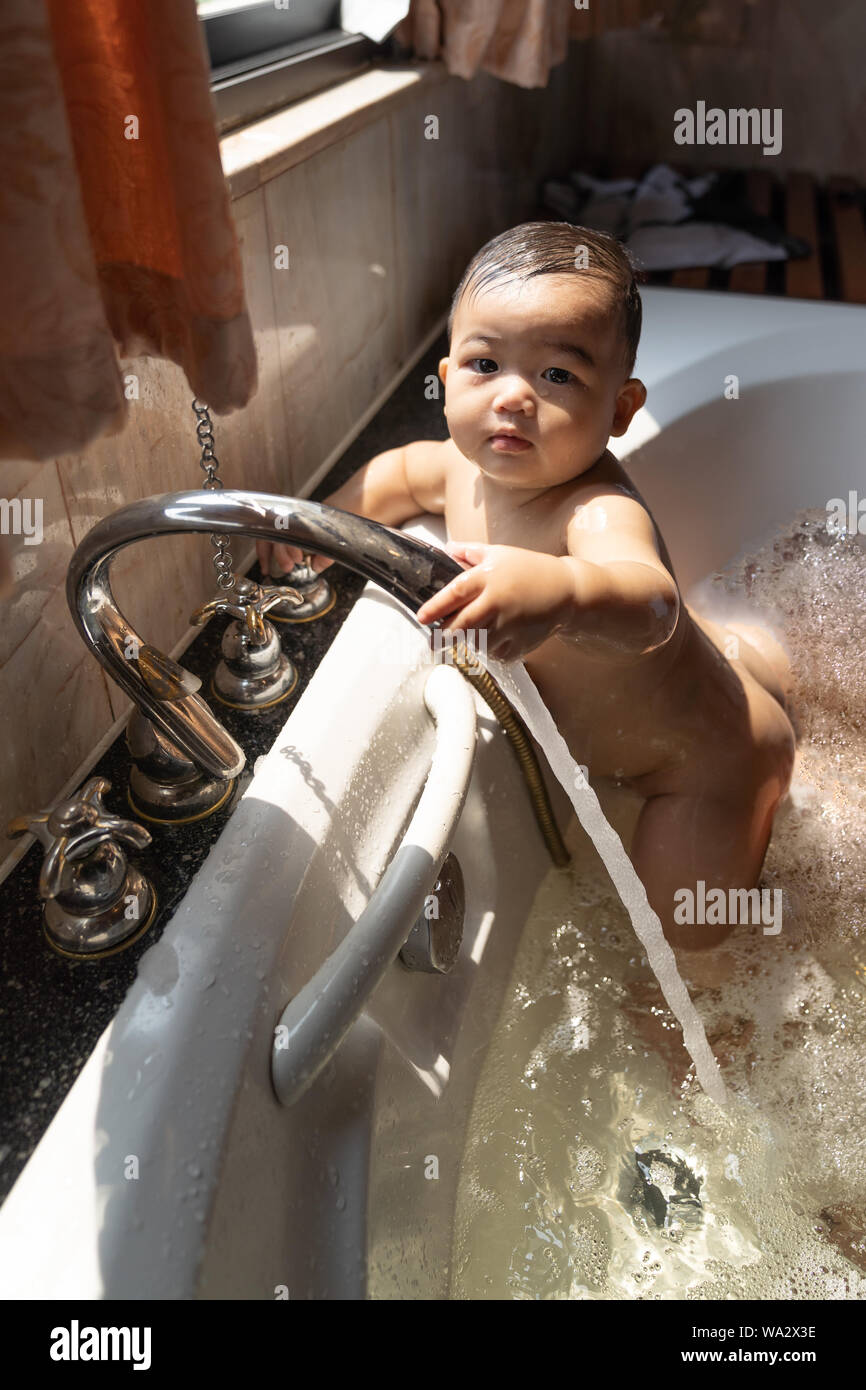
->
xmin=447 ymin=221 xmax=643 ymax=376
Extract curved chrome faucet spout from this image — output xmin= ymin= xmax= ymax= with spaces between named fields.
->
xmin=67 ymin=489 xmax=463 ymax=780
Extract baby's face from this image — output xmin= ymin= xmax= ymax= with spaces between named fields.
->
xmin=439 ymin=274 xmax=645 ymax=492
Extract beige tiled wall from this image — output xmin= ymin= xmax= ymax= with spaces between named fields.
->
xmin=0 ymin=51 xmax=584 ymax=865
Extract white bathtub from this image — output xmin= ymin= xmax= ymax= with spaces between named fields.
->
xmin=1 ymin=288 xmax=864 ymax=1299
xmin=619 ymin=289 xmax=866 ymax=596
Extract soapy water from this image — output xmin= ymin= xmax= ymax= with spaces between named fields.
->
xmin=450 ymin=512 xmax=866 ymax=1299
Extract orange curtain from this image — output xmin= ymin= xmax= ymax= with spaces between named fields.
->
xmin=395 ymin=0 xmax=673 ymax=89
xmin=0 ymin=0 xmax=256 ymax=462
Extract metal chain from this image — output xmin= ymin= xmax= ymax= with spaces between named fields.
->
xmin=192 ymin=398 xmax=235 ymax=591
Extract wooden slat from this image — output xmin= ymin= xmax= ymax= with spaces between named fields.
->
xmin=784 ymin=172 xmax=823 ymax=299
xmin=670 ymin=267 xmax=711 ymax=288
xmin=728 ymin=171 xmax=772 ymax=294
xmin=828 ymin=176 xmax=866 ymax=303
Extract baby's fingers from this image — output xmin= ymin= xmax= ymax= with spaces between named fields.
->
xmin=431 ymin=599 xmax=500 ymax=665
xmin=445 ymin=540 xmax=487 ymax=568
xmin=416 ymin=568 xmax=482 ymax=626
xmin=255 ymin=539 xmax=273 ymax=573
xmin=268 ymin=542 xmax=305 ymax=575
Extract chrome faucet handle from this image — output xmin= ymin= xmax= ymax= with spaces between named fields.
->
xmin=270 ymin=550 xmax=316 ymax=584
xmin=267 ymin=551 xmax=336 ymax=623
xmin=190 ymin=575 xmax=300 ymax=711
xmin=6 ymin=777 xmax=156 ymax=957
xmin=191 ymin=575 xmax=303 ymax=644
xmin=8 ymin=776 xmax=150 ymax=899
xmin=294 ymin=551 xmax=318 ymax=583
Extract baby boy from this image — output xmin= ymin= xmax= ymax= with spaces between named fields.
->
xmin=257 ymin=222 xmax=796 ymax=953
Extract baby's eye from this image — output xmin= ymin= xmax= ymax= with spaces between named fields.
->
xmin=542 ymin=366 xmax=575 ymax=385
xmin=467 ymin=357 xmax=498 ymax=374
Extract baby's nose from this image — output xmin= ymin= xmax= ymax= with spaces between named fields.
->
xmin=492 ymin=379 xmax=534 ymax=412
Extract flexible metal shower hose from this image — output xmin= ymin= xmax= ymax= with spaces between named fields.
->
xmin=446 ymin=634 xmax=570 ymax=868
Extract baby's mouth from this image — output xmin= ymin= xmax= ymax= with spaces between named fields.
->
xmin=487 ymin=431 xmax=532 ymax=453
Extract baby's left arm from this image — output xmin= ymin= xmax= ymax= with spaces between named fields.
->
xmin=556 ymin=487 xmax=680 ymax=660
xmin=415 ymin=488 xmax=678 ymax=664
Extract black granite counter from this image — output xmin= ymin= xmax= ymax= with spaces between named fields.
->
xmin=0 ymin=331 xmax=450 ymax=1206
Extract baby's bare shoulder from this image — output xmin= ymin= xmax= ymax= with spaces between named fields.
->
xmin=567 ymin=451 xmax=646 ymax=509
xmin=556 ymin=455 xmax=658 ymax=547
xmin=549 ymin=455 xmax=683 ymax=589
xmin=402 ymin=437 xmax=457 ymax=513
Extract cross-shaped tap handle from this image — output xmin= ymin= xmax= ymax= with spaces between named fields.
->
xmin=190 ymin=575 xmax=304 ymax=643
xmin=7 ymin=777 xmax=151 ymax=901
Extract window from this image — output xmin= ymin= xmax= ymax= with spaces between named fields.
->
xmin=198 ymin=0 xmax=384 ymax=135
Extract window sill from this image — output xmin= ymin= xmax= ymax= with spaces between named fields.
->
xmin=219 ymin=59 xmax=449 ymax=199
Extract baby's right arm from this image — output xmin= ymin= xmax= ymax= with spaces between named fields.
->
xmin=257 ymin=440 xmax=449 ymax=576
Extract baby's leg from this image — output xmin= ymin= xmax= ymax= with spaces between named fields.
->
xmin=686 ymin=586 xmax=793 ymax=710
xmin=624 ymin=777 xmax=787 ymax=1081
xmin=689 ymin=607 xmax=791 ymax=710
xmin=629 ymin=775 xmax=786 ymax=953
xmin=623 ymin=660 xmax=795 ymax=1079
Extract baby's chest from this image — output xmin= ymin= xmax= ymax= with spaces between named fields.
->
xmin=444 ymin=486 xmax=566 ymax=555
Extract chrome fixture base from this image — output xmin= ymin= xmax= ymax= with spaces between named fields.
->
xmin=210 ymin=652 xmax=297 ymax=710
xmin=45 ymin=865 xmax=157 ymax=958
xmin=192 ymin=575 xmax=301 ymax=711
xmin=399 ymin=852 xmax=465 ymax=973
xmin=7 ymin=777 xmax=157 ymax=959
xmin=126 ymin=710 xmax=236 ymax=824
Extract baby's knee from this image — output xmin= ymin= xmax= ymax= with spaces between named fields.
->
xmin=663 ymin=918 xmax=737 ymax=952
xmin=755 ymin=714 xmax=796 ymax=806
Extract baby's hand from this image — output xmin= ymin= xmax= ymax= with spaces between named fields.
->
xmin=416 ymin=541 xmax=574 ymax=662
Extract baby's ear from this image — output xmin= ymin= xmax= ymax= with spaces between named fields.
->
xmin=438 ymin=356 xmax=449 ymax=385
xmin=610 ymin=377 xmax=647 ymax=436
